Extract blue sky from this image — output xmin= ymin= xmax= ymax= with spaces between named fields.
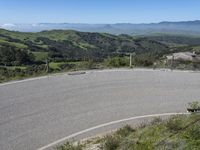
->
xmin=0 ymin=0 xmax=200 ymax=24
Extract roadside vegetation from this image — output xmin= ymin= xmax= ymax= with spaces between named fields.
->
xmin=57 ymin=113 xmax=200 ymax=150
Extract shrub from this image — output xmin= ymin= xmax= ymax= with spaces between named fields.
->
xmin=104 ymin=57 xmax=129 ymax=68
xmin=184 ymin=122 xmax=200 ymax=149
xmin=56 ymin=142 xmax=82 ymax=150
xmin=150 ymin=117 xmax=163 ymax=126
xmin=81 ymin=60 xmax=97 ymax=69
xmin=188 ymin=101 xmax=200 ymax=109
xmin=116 ymin=125 xmax=135 ymax=137
xmin=166 ymin=115 xmax=185 ymax=132
xmin=134 ymin=53 xmax=156 ymax=67
xmin=101 ymin=135 xmax=120 ymax=150
xmin=138 ymin=121 xmax=148 ymax=129
xmin=185 ymin=124 xmax=200 ymax=140
xmin=59 ymin=63 xmax=76 ymax=70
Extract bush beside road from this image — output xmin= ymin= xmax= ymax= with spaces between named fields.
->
xmin=57 ymin=113 xmax=200 ymax=150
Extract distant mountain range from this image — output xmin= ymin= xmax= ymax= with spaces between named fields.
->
xmin=1 ymin=20 xmax=200 ymax=35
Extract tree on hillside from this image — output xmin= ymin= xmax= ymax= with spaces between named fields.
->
xmin=0 ymin=46 xmax=35 ymax=66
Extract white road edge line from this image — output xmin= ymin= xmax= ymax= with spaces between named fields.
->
xmin=37 ymin=112 xmax=189 ymax=150
xmin=0 ymin=76 xmax=48 ymax=87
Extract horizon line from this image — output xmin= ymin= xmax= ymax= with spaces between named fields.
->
xmin=1 ymin=19 xmax=200 ymax=25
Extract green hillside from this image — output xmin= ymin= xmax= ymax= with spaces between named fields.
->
xmin=1 ymin=28 xmax=200 ymax=82
xmin=0 ymin=29 xmax=169 ymax=64
xmin=144 ymin=34 xmax=200 ymax=47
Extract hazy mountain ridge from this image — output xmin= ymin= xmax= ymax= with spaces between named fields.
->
xmin=1 ymin=20 xmax=200 ymax=35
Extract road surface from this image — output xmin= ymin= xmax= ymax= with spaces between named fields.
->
xmin=0 ymin=69 xmax=200 ymax=150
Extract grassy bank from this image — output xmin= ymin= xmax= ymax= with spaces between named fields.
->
xmin=0 ymin=57 xmax=129 ymax=83
xmin=57 ymin=113 xmax=200 ymax=150
xmin=1 ymin=55 xmax=200 ymax=83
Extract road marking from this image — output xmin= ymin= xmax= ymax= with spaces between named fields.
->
xmin=0 ymin=72 xmax=66 ymax=87
xmin=0 ymin=76 xmax=48 ymax=87
xmin=37 ymin=112 xmax=189 ymax=150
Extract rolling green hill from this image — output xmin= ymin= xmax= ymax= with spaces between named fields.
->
xmin=0 ymin=29 xmax=169 ymax=64
xmin=1 ymin=28 xmax=200 ymax=82
xmin=143 ymin=34 xmax=200 ymax=47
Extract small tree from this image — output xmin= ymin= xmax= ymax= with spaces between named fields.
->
xmin=188 ymin=101 xmax=200 ymax=109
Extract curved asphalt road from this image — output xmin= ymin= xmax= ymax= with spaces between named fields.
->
xmin=0 ymin=69 xmax=200 ymax=150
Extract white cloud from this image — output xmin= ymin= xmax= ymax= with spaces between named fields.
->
xmin=1 ymin=23 xmax=16 ymax=27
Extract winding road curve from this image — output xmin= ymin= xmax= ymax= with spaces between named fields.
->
xmin=0 ymin=69 xmax=200 ymax=150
